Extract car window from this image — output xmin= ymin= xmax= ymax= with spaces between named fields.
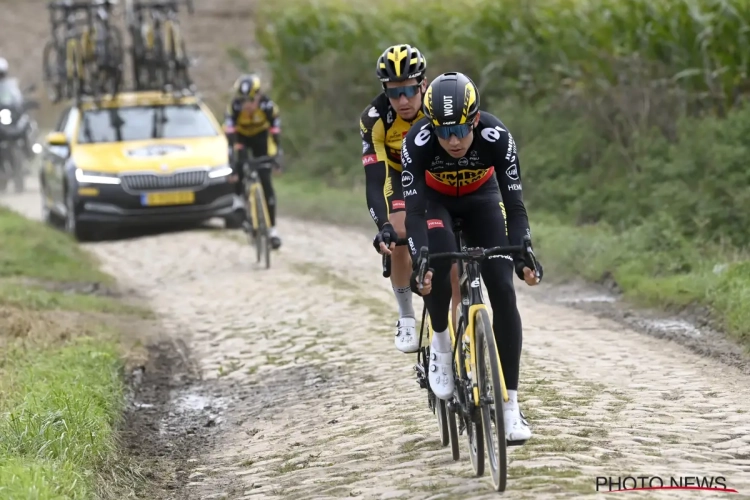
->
xmin=55 ymin=107 xmax=71 ymax=132
xmin=63 ymin=107 xmax=80 ymax=141
xmin=77 ymin=104 xmax=219 ymax=144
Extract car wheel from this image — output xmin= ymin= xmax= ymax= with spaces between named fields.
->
xmin=40 ymin=183 xmax=55 ymax=227
xmin=65 ymin=188 xmax=93 ymax=241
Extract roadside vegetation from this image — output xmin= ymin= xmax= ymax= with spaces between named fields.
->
xmin=0 ymin=206 xmax=147 ymax=498
xmin=251 ymin=0 xmax=750 ymax=348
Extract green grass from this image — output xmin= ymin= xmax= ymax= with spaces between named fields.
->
xmin=0 ymin=206 xmax=111 ymax=284
xmin=276 ymin=176 xmax=750 ymax=348
xmin=0 ymin=280 xmax=151 ymax=317
xmin=0 ymin=207 xmax=142 ymax=498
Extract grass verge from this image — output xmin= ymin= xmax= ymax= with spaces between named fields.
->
xmin=275 ymin=177 xmax=750 ymax=349
xmin=0 ymin=206 xmax=146 ymax=498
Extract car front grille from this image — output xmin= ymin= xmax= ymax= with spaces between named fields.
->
xmin=120 ymin=169 xmax=208 ymax=192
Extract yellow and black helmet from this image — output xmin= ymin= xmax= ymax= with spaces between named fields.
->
xmin=423 ymin=72 xmax=480 ymax=127
xmin=376 ymin=44 xmax=427 ymax=85
xmin=233 ymin=74 xmax=261 ymax=99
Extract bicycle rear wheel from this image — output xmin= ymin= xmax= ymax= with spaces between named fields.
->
xmin=42 ymin=40 xmax=63 ymax=103
xmin=476 ymin=307 xmax=508 ymax=491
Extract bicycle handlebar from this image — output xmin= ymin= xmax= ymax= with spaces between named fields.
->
xmin=244 ymin=155 xmax=277 ymax=166
xmin=381 ymin=234 xmax=539 ymax=284
xmin=132 ymin=0 xmax=192 ymax=12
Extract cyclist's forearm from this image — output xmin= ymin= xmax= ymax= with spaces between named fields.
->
xmin=404 ymin=180 xmax=428 ymax=261
xmin=506 ymin=200 xmax=531 ymax=246
xmin=364 ymin=162 xmax=389 ymax=229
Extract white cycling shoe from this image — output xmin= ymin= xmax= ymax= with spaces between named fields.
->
xmin=504 ymin=406 xmax=532 ymax=442
xmin=394 ymin=317 xmax=419 ymax=353
xmin=429 ymin=350 xmax=455 ymax=400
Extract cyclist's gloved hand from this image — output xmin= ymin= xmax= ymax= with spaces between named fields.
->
xmin=410 ymin=264 xmax=434 ymax=296
xmin=372 ymin=222 xmax=398 ymax=254
xmin=514 ymin=258 xmax=543 ymax=284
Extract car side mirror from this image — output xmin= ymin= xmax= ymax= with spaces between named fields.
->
xmin=46 ymin=132 xmax=67 ymax=146
xmin=46 ymin=131 xmax=70 ymax=157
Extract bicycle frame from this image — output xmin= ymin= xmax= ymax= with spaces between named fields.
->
xmin=239 ymin=154 xmax=274 ymax=231
xmin=451 ymin=227 xmax=505 ymax=411
xmin=246 ymin=171 xmax=270 ymax=231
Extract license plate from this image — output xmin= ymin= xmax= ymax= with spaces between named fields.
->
xmin=141 ymin=191 xmax=195 ymax=206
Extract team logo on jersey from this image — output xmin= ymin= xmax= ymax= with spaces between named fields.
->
xmin=384 ymin=174 xmax=394 ymax=198
xmin=402 ymin=171 xmax=414 ymax=187
xmin=506 ymin=165 xmax=519 ymax=180
xmin=426 ymin=167 xmax=495 ymax=196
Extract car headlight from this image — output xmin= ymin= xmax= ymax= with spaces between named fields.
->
xmin=0 ymin=109 xmax=11 ymax=125
xmin=208 ymin=164 xmax=233 ymax=179
xmin=75 ymin=168 xmax=121 ymax=185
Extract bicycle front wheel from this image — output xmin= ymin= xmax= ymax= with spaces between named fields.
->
xmin=254 ymin=184 xmax=271 ymax=269
xmin=476 ymin=307 xmax=508 ymax=492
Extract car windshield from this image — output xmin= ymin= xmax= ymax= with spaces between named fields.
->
xmin=77 ymin=104 xmax=219 ymax=144
xmin=0 ymin=79 xmax=23 ymax=107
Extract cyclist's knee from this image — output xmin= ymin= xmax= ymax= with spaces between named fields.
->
xmin=485 ymin=270 xmax=517 ymax=308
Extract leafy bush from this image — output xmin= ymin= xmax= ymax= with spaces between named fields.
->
xmin=255 ymin=0 xmax=750 ymax=246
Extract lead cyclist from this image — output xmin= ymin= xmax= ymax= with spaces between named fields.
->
xmin=361 ymin=44 xmax=461 ymax=353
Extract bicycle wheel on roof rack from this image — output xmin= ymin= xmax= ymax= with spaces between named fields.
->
xmin=42 ymin=40 xmax=64 ymax=103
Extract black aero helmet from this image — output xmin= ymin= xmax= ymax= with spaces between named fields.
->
xmin=423 ymin=72 xmax=480 ymax=127
xmin=376 ymin=44 xmax=427 ymax=85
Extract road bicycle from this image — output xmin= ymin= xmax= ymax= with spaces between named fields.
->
xmin=385 ymin=224 xmax=538 ymax=492
xmin=87 ymin=0 xmax=125 ymax=100
xmin=236 ymin=153 xmax=276 ymax=269
xmin=126 ymin=0 xmax=195 ymax=93
xmin=43 ymin=0 xmax=124 ymax=103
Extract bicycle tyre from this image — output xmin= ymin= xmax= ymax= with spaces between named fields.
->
xmin=42 ymin=40 xmax=63 ymax=103
xmin=476 ymin=307 xmax=508 ymax=491
xmin=462 ymin=312 xmax=485 ymax=477
xmin=255 ymin=188 xmax=271 ymax=269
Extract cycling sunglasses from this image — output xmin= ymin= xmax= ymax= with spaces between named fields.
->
xmin=384 ymin=84 xmax=421 ymax=99
xmin=434 ymin=123 xmax=473 ymax=139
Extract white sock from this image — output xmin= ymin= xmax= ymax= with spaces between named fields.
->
xmin=431 ymin=328 xmax=451 ymax=353
xmin=507 ymin=390 xmax=518 ymax=410
xmin=393 ymin=285 xmax=414 ymax=318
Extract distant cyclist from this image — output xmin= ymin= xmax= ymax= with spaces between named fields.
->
xmin=401 ymin=72 xmax=543 ymax=442
xmin=362 ymin=44 xmax=461 ymax=353
xmin=224 ymin=73 xmax=283 ymax=249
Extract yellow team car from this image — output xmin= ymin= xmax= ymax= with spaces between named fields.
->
xmin=39 ymin=91 xmax=245 ymax=240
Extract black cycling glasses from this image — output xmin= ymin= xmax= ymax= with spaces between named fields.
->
xmin=384 ymin=84 xmax=421 ymax=99
xmin=434 ymin=123 xmax=473 ymax=139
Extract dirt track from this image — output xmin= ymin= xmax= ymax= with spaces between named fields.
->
xmin=3 ymin=180 xmax=750 ymax=499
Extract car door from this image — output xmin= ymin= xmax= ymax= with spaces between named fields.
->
xmin=44 ymin=106 xmax=71 ymax=208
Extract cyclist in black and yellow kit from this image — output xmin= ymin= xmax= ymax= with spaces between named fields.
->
xmin=361 ymin=45 xmax=427 ymax=353
xmin=224 ymin=74 xmax=283 ymax=249
xmin=362 ymin=44 xmax=461 ymax=353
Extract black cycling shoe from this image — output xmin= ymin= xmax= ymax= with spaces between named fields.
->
xmin=270 ymin=236 xmax=282 ymax=250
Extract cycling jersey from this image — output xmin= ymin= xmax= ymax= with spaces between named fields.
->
xmin=360 ymin=93 xmax=424 ymax=229
xmin=224 ymin=94 xmax=281 ymax=141
xmin=401 ymin=111 xmax=530 ymax=257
